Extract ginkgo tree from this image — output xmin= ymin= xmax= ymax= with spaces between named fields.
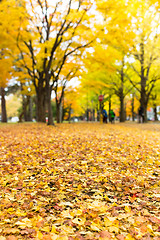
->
xmin=15 ymin=0 xmax=95 ymax=125
xmin=81 ymin=0 xmax=136 ymax=122
xmin=63 ymin=86 xmax=83 ymax=122
xmin=0 ymin=0 xmax=27 ymax=122
xmin=125 ymin=0 xmax=160 ymax=122
xmin=94 ymin=0 xmax=160 ymax=122
xmin=53 ymin=54 xmax=83 ymax=123
xmin=0 ymin=61 xmax=10 ymax=123
xmin=80 ymin=39 xmax=134 ymax=122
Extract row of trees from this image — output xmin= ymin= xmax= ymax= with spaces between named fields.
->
xmin=80 ymin=0 xmax=160 ymax=123
xmin=1 ymin=0 xmax=160 ymax=124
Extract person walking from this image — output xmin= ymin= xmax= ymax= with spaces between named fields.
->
xmin=110 ymin=109 xmax=115 ymax=123
xmin=102 ymin=109 xmax=108 ymax=123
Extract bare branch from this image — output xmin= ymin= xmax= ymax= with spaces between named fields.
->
xmin=125 ymin=74 xmax=140 ymax=92
xmin=130 ymin=64 xmax=141 ymax=78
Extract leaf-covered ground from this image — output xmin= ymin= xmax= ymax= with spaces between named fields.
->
xmin=0 ymin=122 xmax=160 ymax=240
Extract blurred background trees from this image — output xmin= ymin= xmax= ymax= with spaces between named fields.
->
xmin=1 ymin=0 xmax=160 ymax=124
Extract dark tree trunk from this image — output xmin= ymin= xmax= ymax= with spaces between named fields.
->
xmin=19 ymin=96 xmax=30 ymax=122
xmin=22 ymin=95 xmax=28 ymax=121
xmin=36 ymin=87 xmax=46 ymax=122
xmin=119 ymin=60 xmax=125 ymax=122
xmin=56 ymin=99 xmax=64 ymax=123
xmin=153 ymin=106 xmax=158 ymax=121
xmin=92 ymin=109 xmax=95 ymax=121
xmin=119 ymin=94 xmax=125 ymax=122
xmin=27 ymin=96 xmax=33 ymax=121
xmin=56 ymin=101 xmax=60 ymax=123
xmin=131 ymin=94 xmax=135 ymax=121
xmin=140 ymin=39 xmax=148 ymax=123
xmin=59 ymin=101 xmax=63 ymax=123
xmin=24 ymin=96 xmax=33 ymax=121
xmin=108 ymin=95 xmax=111 ymax=122
xmin=1 ymin=87 xmax=7 ymax=122
xmin=140 ymin=88 xmax=147 ymax=123
xmin=86 ymin=108 xmax=89 ymax=121
xmin=55 ymin=88 xmax=65 ymax=123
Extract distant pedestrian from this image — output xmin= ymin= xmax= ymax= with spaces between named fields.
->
xmin=110 ymin=109 xmax=115 ymax=123
xmin=102 ymin=109 xmax=108 ymax=123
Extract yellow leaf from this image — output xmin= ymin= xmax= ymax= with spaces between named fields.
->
xmin=36 ymin=231 xmax=43 ymax=239
xmin=125 ymin=234 xmax=135 ymax=240
xmin=61 ymin=210 xmax=73 ymax=219
xmin=15 ymin=218 xmax=32 ymax=229
xmin=41 ymin=226 xmax=50 ymax=232
xmin=92 ymin=167 xmax=97 ymax=172
xmin=125 ymin=205 xmax=131 ymax=213
xmin=75 ymin=209 xmax=82 ymax=216
xmin=90 ymin=224 xmax=100 ymax=231
xmin=7 ymin=208 xmax=14 ymax=213
xmin=104 ymin=218 xmax=112 ymax=227
xmin=108 ymin=226 xmax=119 ymax=233
xmin=72 ymin=218 xmax=85 ymax=225
xmin=51 ymin=225 xmax=57 ymax=233
xmin=147 ymin=224 xmax=153 ymax=233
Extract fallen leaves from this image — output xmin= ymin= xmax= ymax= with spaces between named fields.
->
xmin=0 ymin=122 xmax=160 ymax=239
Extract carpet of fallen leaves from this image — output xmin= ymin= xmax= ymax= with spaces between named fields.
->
xmin=0 ymin=122 xmax=160 ymax=240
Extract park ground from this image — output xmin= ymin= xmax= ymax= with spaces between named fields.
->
xmin=0 ymin=122 xmax=160 ymax=240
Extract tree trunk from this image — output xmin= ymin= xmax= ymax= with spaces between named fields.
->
xmin=19 ymin=96 xmax=30 ymax=122
xmin=140 ymin=39 xmax=147 ymax=123
xmin=119 ymin=95 xmax=125 ymax=122
xmin=56 ymin=101 xmax=60 ymax=123
xmin=108 ymin=95 xmax=111 ymax=122
xmin=92 ymin=109 xmax=95 ymax=121
xmin=1 ymin=87 xmax=7 ymax=122
xmin=22 ymin=95 xmax=28 ymax=121
xmin=86 ymin=108 xmax=89 ymax=121
xmin=119 ymin=60 xmax=125 ymax=122
xmin=153 ymin=106 xmax=158 ymax=121
xmin=59 ymin=101 xmax=63 ymax=123
xmin=143 ymin=105 xmax=147 ymax=122
xmin=36 ymin=87 xmax=46 ymax=122
xmin=27 ymin=96 xmax=33 ymax=121
xmin=131 ymin=94 xmax=135 ymax=121
xmin=140 ymin=87 xmax=147 ymax=123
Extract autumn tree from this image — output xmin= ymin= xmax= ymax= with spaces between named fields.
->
xmin=53 ymin=57 xmax=82 ymax=123
xmin=0 ymin=0 xmax=27 ymax=122
xmin=15 ymin=0 xmax=95 ymax=125
xmin=129 ymin=29 xmax=160 ymax=122
xmin=63 ymin=87 xmax=82 ymax=122
xmin=83 ymin=0 xmax=136 ymax=122
xmin=94 ymin=0 xmax=160 ymax=122
xmin=0 ymin=58 xmax=11 ymax=122
xmin=80 ymin=40 xmax=133 ymax=122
